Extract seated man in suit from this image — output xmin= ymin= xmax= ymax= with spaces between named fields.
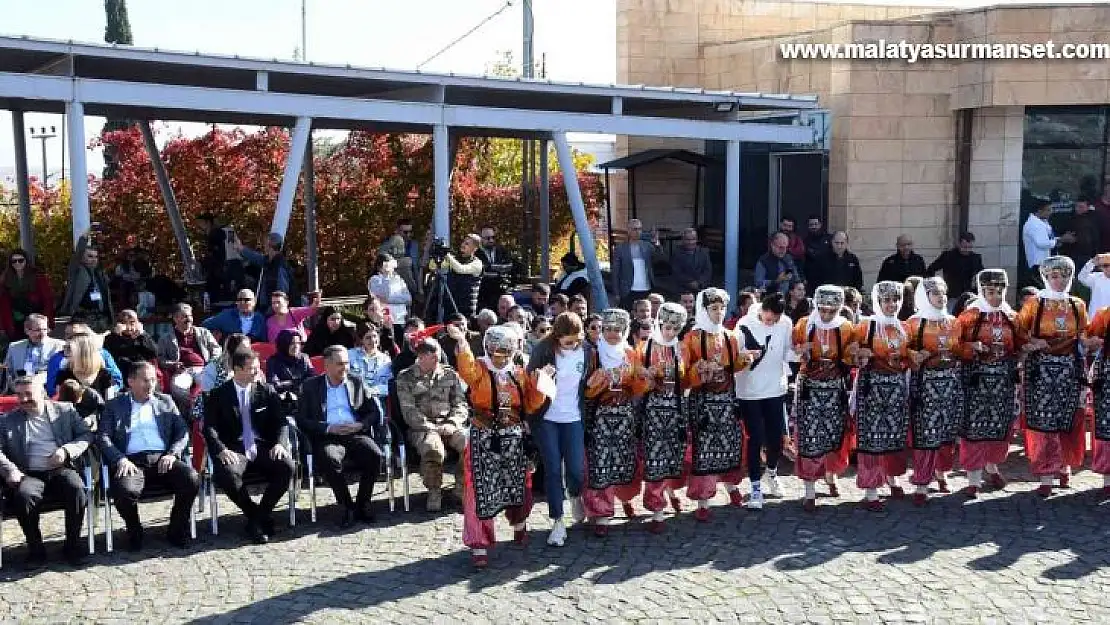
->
xmin=298 ymin=345 xmax=382 ymax=529
xmin=97 ymin=361 xmax=200 ymax=551
xmin=2 ymin=314 xmax=65 ymax=393
xmin=0 ymin=376 xmax=94 ymax=569
xmin=203 ymin=349 xmax=293 ymax=544
xmin=202 ymin=289 xmax=268 ymax=342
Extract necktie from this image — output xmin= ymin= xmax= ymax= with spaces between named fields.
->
xmin=240 ymin=387 xmax=257 ymax=461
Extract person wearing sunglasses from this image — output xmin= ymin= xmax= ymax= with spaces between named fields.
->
xmin=445 ymin=323 xmax=545 ymax=569
xmin=0 ymin=249 xmax=55 ymax=342
xmin=202 ymin=289 xmax=267 ymax=342
xmin=526 ymin=312 xmax=590 ymax=547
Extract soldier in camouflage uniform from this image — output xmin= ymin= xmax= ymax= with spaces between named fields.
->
xmin=396 ymin=339 xmax=469 ymax=512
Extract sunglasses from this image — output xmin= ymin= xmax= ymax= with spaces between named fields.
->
xmin=10 ymin=258 xmax=26 ymax=265
xmin=236 ymin=297 xmax=253 ymax=302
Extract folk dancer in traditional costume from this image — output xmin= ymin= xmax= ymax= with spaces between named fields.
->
xmin=791 ymin=285 xmax=856 ymax=511
xmin=582 ymin=308 xmax=650 ymax=536
xmin=905 ymin=277 xmax=965 ymax=506
xmin=957 ymin=269 xmax=1022 ymax=497
xmin=637 ymin=302 xmax=690 ymax=533
xmin=852 ymin=281 xmax=911 ymax=511
xmin=1016 ymin=256 xmax=1090 ymax=497
xmin=447 ymin=324 xmax=545 ymax=568
xmin=682 ymin=288 xmax=752 ymax=520
xmin=1086 ymin=284 xmax=1110 ymax=496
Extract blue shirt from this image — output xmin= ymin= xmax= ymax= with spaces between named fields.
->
xmin=325 ymin=379 xmax=357 ymax=425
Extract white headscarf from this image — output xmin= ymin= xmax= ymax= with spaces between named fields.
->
xmin=479 ymin=325 xmax=518 ymax=376
xmin=910 ymin=277 xmax=953 ymax=323
xmin=807 ymin=285 xmax=850 ymax=333
xmin=651 ymin=302 xmax=687 ymax=348
xmin=967 ymin=268 xmax=1014 ymax=314
xmin=1037 ymin=255 xmax=1075 ymax=301
xmin=597 ymin=308 xmax=631 ymax=369
xmin=694 ymin=288 xmax=730 ymax=334
xmin=869 ymin=280 xmax=907 ymax=338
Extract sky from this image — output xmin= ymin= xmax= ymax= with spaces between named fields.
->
xmin=0 ymin=0 xmax=616 ymax=179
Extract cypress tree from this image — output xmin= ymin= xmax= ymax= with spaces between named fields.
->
xmin=102 ymin=0 xmax=134 ymax=178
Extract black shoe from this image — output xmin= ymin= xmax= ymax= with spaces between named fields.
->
xmin=62 ymin=546 xmax=87 ymax=567
xmin=259 ymin=515 xmax=276 ymax=537
xmin=339 ymin=508 xmax=357 ymax=529
xmin=356 ymin=506 xmax=376 ymax=525
xmin=127 ymin=526 xmax=145 ymax=552
xmin=23 ymin=548 xmax=47 ymax=571
xmin=245 ymin=522 xmax=270 ymax=545
xmin=166 ymin=530 xmax=189 ymax=549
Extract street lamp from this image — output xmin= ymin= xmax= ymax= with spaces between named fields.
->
xmin=28 ymin=126 xmax=57 ymax=186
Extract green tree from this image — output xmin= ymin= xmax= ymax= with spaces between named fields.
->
xmin=101 ymin=0 xmax=134 ymax=179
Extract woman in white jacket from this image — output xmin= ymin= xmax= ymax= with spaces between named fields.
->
xmin=368 ymin=252 xmax=412 ymax=345
xmin=734 ymin=292 xmax=795 ymax=510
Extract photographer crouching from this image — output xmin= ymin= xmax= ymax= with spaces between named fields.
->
xmin=424 ymin=233 xmax=484 ymax=323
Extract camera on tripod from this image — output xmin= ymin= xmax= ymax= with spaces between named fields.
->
xmin=429 ymin=237 xmax=452 ymax=266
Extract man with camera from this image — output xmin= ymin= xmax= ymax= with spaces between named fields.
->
xmin=425 ymin=234 xmax=484 ymax=323
xmin=476 ymin=226 xmax=518 ymax=314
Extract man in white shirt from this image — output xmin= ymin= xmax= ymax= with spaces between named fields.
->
xmin=97 ymin=362 xmax=199 ymax=551
xmin=611 ymin=219 xmax=663 ymax=311
xmin=1023 ymin=200 xmax=1076 ymax=286
xmin=297 ymin=345 xmax=383 ymax=528
xmin=1079 ymin=253 xmax=1110 ymax=314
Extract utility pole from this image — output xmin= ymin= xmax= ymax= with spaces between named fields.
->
xmin=301 ymin=0 xmax=308 ymax=61
xmin=29 ymin=126 xmax=57 ymax=185
xmin=521 ymin=0 xmax=537 ymax=273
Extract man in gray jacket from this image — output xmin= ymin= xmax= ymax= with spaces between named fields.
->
xmin=610 ymin=219 xmax=664 ymax=310
xmin=98 ymin=362 xmax=200 ymax=551
xmin=0 ymin=376 xmax=93 ymax=568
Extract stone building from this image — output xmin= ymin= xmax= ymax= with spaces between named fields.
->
xmin=616 ymin=0 xmax=1110 ymax=287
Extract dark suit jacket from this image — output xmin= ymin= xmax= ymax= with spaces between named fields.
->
xmin=610 ymin=240 xmax=662 ymax=298
xmin=98 ymin=391 xmax=188 ymax=466
xmin=297 ymin=374 xmax=382 ymax=438
xmin=203 ymin=380 xmax=290 ymax=456
xmin=0 ymin=401 xmax=93 ymax=481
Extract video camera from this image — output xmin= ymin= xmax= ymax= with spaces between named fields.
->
xmin=429 ymin=237 xmax=452 ymax=265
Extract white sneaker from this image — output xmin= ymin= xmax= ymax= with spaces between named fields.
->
xmin=571 ymin=496 xmax=586 ymax=523
xmin=763 ymin=475 xmax=783 ymax=498
xmin=547 ymin=519 xmax=567 ymax=547
xmin=746 ymin=489 xmax=764 ymax=510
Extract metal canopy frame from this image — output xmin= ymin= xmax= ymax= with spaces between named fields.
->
xmin=0 ymin=35 xmax=824 ymax=307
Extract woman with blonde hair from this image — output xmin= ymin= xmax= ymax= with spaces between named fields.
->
xmin=56 ymin=334 xmax=119 ymax=401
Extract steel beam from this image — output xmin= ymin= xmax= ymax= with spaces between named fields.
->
xmin=724 ymin=140 xmax=741 ymax=304
xmin=553 ymin=132 xmax=606 ymax=309
xmin=272 ymin=117 xmax=312 ymax=239
xmin=66 ymin=99 xmax=90 ymax=247
xmin=0 ymin=73 xmax=817 ymax=144
xmin=139 ymin=121 xmax=203 ymax=284
xmin=11 ymin=110 xmax=34 ymax=258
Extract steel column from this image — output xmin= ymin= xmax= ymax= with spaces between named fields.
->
xmin=272 ymin=117 xmax=312 ymax=239
xmin=66 ymin=100 xmax=90 ymax=246
xmin=539 ymin=139 xmax=550 ymax=281
xmin=11 ymin=110 xmax=34 ymax=258
xmin=139 ymin=121 xmax=203 ymax=284
xmin=304 ymin=135 xmax=319 ymax=292
xmin=553 ymin=132 xmax=607 ymax=309
xmin=724 ymin=140 xmax=741 ymax=304
xmin=433 ymin=124 xmax=451 ymax=242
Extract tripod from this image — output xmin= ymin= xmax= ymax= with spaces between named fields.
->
xmin=423 ymin=264 xmax=459 ymax=324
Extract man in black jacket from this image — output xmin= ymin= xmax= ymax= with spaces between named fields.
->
xmin=297 ymin=345 xmax=383 ymax=528
xmin=876 ymin=234 xmax=928 ymax=285
xmin=103 ymin=309 xmax=159 ymax=385
xmin=811 ymin=231 xmax=864 ymax=291
xmin=98 ymin=362 xmax=199 ymax=551
xmin=203 ymin=350 xmax=293 ymax=544
xmin=927 ymin=232 xmax=984 ymax=308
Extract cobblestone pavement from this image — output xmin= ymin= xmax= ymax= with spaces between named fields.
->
xmin=2 ymin=449 xmax=1110 ymax=624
